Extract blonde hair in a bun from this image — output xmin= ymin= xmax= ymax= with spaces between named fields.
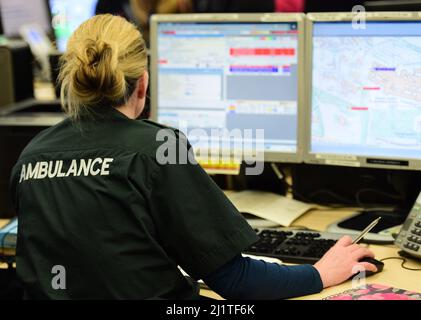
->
xmin=59 ymin=14 xmax=148 ymax=120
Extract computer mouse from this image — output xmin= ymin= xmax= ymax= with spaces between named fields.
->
xmin=356 ymin=257 xmax=384 ymax=277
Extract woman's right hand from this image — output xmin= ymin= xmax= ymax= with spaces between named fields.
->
xmin=314 ymin=236 xmax=378 ymax=288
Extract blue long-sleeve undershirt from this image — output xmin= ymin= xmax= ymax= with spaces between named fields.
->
xmin=203 ymin=255 xmax=324 ymax=300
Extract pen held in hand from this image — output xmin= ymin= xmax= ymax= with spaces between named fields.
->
xmin=352 ymin=217 xmax=382 ymax=244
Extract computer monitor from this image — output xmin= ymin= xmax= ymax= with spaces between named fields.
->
xmin=150 ymin=13 xmax=306 ymax=163
xmin=48 ymin=0 xmax=98 ymax=53
xmin=305 ymin=12 xmax=421 ymax=171
xmin=0 ymin=0 xmax=51 ymax=37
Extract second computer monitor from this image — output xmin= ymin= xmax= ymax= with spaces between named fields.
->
xmin=305 ymin=12 xmax=421 ymax=171
xmin=150 ymin=13 xmax=306 ymax=163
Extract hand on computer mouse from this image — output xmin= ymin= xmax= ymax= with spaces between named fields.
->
xmin=314 ymin=236 xmax=378 ymax=288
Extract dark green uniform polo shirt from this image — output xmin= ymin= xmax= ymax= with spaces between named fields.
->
xmin=10 ymin=108 xmax=258 ymax=299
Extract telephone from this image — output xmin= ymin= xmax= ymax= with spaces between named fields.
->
xmin=395 ymin=192 xmax=421 ymax=259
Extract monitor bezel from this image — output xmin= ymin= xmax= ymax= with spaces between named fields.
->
xmin=150 ymin=13 xmax=306 ymax=163
xmin=304 ymin=11 xmax=421 ymax=171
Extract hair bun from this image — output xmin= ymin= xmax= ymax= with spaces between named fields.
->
xmin=72 ymin=38 xmax=125 ymax=101
xmin=59 ymin=14 xmax=148 ymax=120
xmin=84 ymin=39 xmax=115 ymax=68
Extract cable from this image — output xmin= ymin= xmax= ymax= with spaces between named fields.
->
xmin=380 ymin=257 xmax=421 ymax=271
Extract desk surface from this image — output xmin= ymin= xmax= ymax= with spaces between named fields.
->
xmin=2 ymin=206 xmax=421 ymax=297
xmin=201 ymin=208 xmax=421 ymax=300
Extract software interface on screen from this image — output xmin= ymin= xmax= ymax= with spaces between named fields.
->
xmin=157 ymin=22 xmax=299 ymax=154
xmin=0 ymin=0 xmax=51 ymax=36
xmin=311 ymin=21 xmax=421 ymax=160
xmin=49 ymin=0 xmax=98 ymax=52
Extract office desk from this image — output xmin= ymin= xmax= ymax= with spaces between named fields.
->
xmin=200 ymin=208 xmax=421 ymax=300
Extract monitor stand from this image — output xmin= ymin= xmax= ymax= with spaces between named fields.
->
xmin=327 ymin=208 xmax=407 ymax=244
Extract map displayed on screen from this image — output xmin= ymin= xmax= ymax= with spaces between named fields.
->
xmin=311 ymin=22 xmax=421 ymax=159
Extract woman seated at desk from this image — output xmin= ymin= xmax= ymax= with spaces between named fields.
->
xmin=10 ymin=14 xmax=378 ymax=299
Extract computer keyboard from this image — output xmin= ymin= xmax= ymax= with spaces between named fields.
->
xmin=244 ymin=229 xmax=344 ymax=264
